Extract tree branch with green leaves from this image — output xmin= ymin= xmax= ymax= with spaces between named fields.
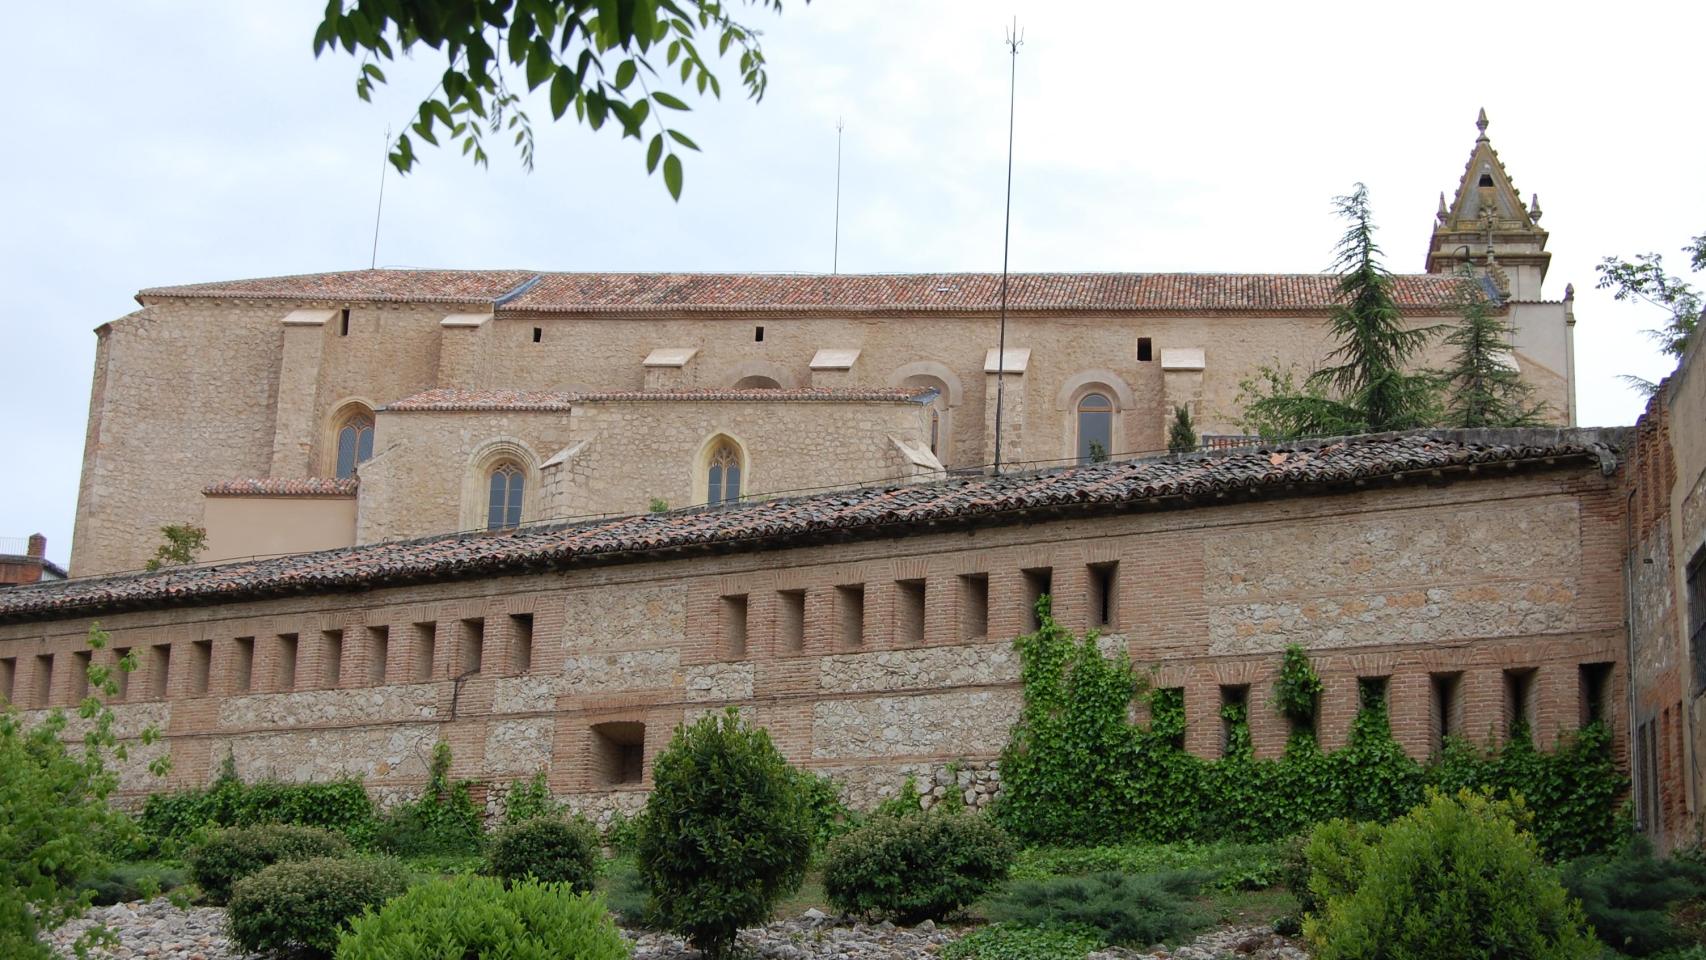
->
xmin=315 ymin=0 xmax=797 ymax=199
xmin=1596 ymin=232 xmax=1704 ymax=394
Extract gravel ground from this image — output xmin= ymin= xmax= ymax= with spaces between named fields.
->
xmin=50 ymin=899 xmax=1309 ymax=959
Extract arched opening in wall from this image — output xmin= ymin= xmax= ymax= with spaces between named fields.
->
xmin=486 ymin=461 xmax=525 ymax=530
xmin=333 ymin=405 xmax=376 ymax=478
xmin=591 ymin=721 xmax=645 ymax=786
xmin=733 ymin=375 xmax=782 ymax=389
xmin=706 ymin=439 xmax=743 ymax=504
xmin=900 ymin=375 xmax=952 ymax=460
xmin=1076 ymin=392 xmax=1114 ymax=463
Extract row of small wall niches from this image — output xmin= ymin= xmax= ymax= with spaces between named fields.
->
xmin=0 ymin=560 xmax=1108 ymax=709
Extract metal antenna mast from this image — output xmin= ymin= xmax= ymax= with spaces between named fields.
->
xmin=369 ymin=126 xmax=391 ymax=270
xmin=833 ymin=117 xmax=845 ymax=274
xmin=992 ymin=19 xmax=1022 ymax=475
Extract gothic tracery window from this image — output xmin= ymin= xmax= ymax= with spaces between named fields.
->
xmin=1076 ymin=392 xmax=1114 ymax=464
xmin=706 ymin=442 xmax=742 ymax=505
xmin=334 ymin=411 xmax=375 ymax=478
xmin=487 ymin=462 xmax=525 ymax=530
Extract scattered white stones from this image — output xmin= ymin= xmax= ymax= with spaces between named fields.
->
xmin=49 ymin=901 xmax=1310 ymax=960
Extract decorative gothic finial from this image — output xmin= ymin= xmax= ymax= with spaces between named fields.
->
xmin=1437 ymin=192 xmax=1449 ymax=222
xmin=1528 ymin=193 xmax=1543 ymax=222
xmin=1476 ymin=107 xmax=1489 ymax=141
xmin=1564 ymin=282 xmax=1575 ymax=301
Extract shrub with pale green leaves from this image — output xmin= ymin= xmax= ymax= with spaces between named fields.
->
xmin=637 ymin=709 xmax=812 ymax=959
xmin=1306 ymin=790 xmax=1599 ymax=960
xmin=335 ymin=875 xmax=628 ymax=960
xmin=484 ymin=816 xmax=601 ymax=890
xmin=227 ymin=856 xmax=409 ymax=958
xmin=941 ymin=923 xmax=1103 ymax=960
xmin=823 ymin=809 xmax=1015 ymax=923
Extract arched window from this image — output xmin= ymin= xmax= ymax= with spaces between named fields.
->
xmin=732 ymin=375 xmax=782 ymax=389
xmin=487 ymin=462 xmax=525 ymax=530
xmin=1076 ymin=393 xmax=1114 ymax=464
xmin=706 ymin=442 xmax=742 ymax=504
xmin=334 ymin=410 xmax=375 ymax=478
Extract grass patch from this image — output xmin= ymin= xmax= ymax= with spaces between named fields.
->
xmin=1012 ymin=840 xmax=1283 ymax=891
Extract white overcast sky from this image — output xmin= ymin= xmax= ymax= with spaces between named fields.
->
xmin=3 ymin=1 xmax=1702 ymax=571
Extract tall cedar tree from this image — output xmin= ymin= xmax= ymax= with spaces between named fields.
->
xmin=1437 ymin=268 xmax=1545 ymax=427
xmin=1241 ymin=185 xmax=1439 ymax=438
xmin=1166 ymin=405 xmax=1198 ymax=453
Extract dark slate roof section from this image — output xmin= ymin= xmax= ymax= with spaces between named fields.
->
xmin=136 ymin=269 xmax=1474 ymax=315
xmin=0 ymin=429 xmax=1623 ymax=624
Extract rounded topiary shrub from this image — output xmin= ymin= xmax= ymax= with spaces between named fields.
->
xmin=1306 ymin=790 xmax=1599 ymax=960
xmin=335 ymin=875 xmax=629 ymax=960
xmin=637 ymin=709 xmax=813 ymax=959
xmin=226 ymin=856 xmax=409 ymax=959
xmin=485 ymin=816 xmax=602 ymax=890
xmin=823 ymin=809 xmax=1016 ymax=923
xmin=187 ymin=823 xmax=349 ymax=904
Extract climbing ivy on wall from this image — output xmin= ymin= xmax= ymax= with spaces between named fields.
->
xmin=994 ymin=601 xmax=1624 ymax=859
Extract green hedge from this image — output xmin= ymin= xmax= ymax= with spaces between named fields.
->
xmin=141 ymin=775 xmax=377 ymax=848
xmin=336 ymin=875 xmax=629 ymax=960
xmin=484 ymin=816 xmax=602 ymax=890
xmin=227 ymin=856 xmax=409 ymax=959
xmin=187 ymin=823 xmax=349 ymax=904
xmin=822 ymin=810 xmax=1015 ymax=923
xmin=995 ymin=602 xmax=1625 ymax=858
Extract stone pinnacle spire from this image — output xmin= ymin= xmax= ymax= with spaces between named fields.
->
xmin=1476 ymin=107 xmax=1489 ymax=141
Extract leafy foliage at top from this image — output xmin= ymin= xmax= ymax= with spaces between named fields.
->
xmin=139 ymin=758 xmax=378 ymax=852
xmin=1303 ymin=789 xmax=1599 ymax=960
xmin=637 ymin=708 xmax=812 ymax=959
xmin=992 ymin=598 xmax=1623 ymax=858
xmin=2 ymin=624 xmax=165 ymax=960
xmin=144 ymin=523 xmax=206 ymax=571
xmin=375 ymin=740 xmax=486 ymax=856
xmin=1435 ymin=267 xmax=1546 ymax=427
xmin=315 ymin=0 xmax=796 ymax=198
xmin=1597 ymin=231 xmax=1706 ymax=394
xmin=1273 ymin=643 xmax=1323 ymax=727
xmin=1239 ymin=185 xmax=1441 ymax=438
xmin=484 ymin=815 xmax=602 ymax=890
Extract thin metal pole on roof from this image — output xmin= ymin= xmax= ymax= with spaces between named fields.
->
xmin=992 ymin=19 xmax=1022 ymax=476
xmin=833 ymin=117 xmax=845 ymax=274
xmin=369 ymin=126 xmax=390 ymax=270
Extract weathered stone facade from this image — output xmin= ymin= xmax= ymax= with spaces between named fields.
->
xmin=0 ymin=451 xmax=1631 ymax=818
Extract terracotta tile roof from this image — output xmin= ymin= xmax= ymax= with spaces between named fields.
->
xmin=383 ymin=387 xmax=935 ymax=412
xmin=202 ymin=478 xmax=359 ymax=497
xmin=0 ymin=429 xmax=1621 ymax=624
xmin=136 ymin=269 xmax=1471 ymax=315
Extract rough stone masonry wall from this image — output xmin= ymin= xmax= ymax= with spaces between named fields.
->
xmin=2 ymin=467 xmax=1626 ymax=820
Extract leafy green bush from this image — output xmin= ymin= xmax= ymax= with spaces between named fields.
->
xmin=988 ymin=870 xmax=1209 ymax=947
xmin=1299 ymin=818 xmax=1382 ymax=922
xmin=993 ymin=606 xmax=1623 ymax=857
xmin=940 ymin=923 xmax=1103 ymax=960
xmin=637 ymin=709 xmax=812 ymax=959
xmin=78 ymin=862 xmax=187 ymax=906
xmin=336 ymin=875 xmax=629 ymax=960
xmin=1011 ymin=840 xmax=1283 ymax=891
xmin=823 ymin=809 xmax=1015 ymax=923
xmin=1305 ymin=790 xmax=1599 ymax=960
xmin=501 ymin=771 xmax=560 ymax=825
xmin=1273 ymin=643 xmax=1323 ymax=728
xmin=227 ymin=856 xmax=409 ymax=958
xmin=140 ymin=775 xmax=378 ymax=849
xmin=794 ymin=769 xmax=859 ymax=848
xmin=1561 ymin=834 xmax=1706 ymax=956
xmin=603 ymin=809 xmax=642 ymax=854
xmin=872 ymin=776 xmax=928 ymax=819
xmin=187 ymin=823 xmax=349 ymax=904
xmin=374 ymin=742 xmax=485 ymax=856
xmin=485 ymin=816 xmax=601 ymax=890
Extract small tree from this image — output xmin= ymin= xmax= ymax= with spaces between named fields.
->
xmin=1166 ymin=405 xmax=1198 ymax=454
xmin=144 ymin=523 xmax=206 ymax=571
xmin=1240 ymin=185 xmax=1440 ymax=438
xmin=2 ymin=624 xmax=165 ymax=959
xmin=637 ymin=709 xmax=811 ymax=959
xmin=1597 ymin=231 xmax=1704 ymax=394
xmin=1436 ymin=269 xmax=1545 ymax=427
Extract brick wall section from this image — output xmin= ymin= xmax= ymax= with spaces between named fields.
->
xmin=3 ymin=467 xmax=1627 ymax=815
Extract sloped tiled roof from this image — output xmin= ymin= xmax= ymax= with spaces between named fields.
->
xmin=0 ymin=430 xmax=1620 ymax=624
xmin=137 ymin=270 xmax=1471 ymax=315
xmin=383 ymin=387 xmax=935 ymax=412
xmin=202 ymin=478 xmax=359 ymax=497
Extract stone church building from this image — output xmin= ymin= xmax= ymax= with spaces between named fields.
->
xmin=10 ymin=113 xmax=1702 ymax=848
